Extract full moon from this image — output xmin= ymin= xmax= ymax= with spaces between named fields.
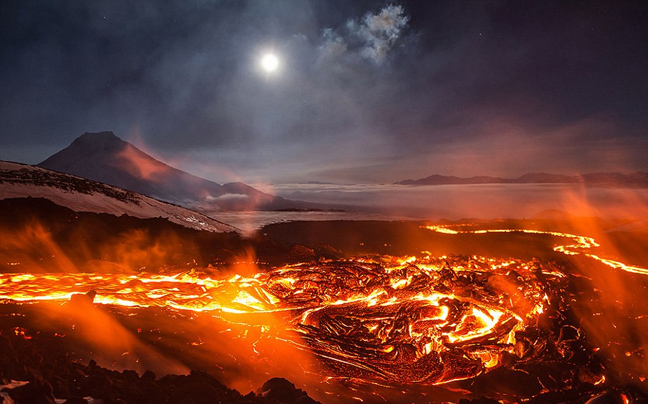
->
xmin=260 ymin=53 xmax=279 ymax=73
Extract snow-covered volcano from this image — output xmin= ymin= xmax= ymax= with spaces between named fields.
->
xmin=38 ymin=132 xmax=296 ymax=211
xmin=0 ymin=161 xmax=237 ymax=233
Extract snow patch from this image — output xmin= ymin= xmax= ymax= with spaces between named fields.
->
xmin=0 ymin=161 xmax=238 ymax=233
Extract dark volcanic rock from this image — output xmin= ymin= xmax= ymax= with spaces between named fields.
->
xmin=63 ymin=398 xmax=89 ymax=404
xmin=0 ymin=320 xmax=322 ymax=404
xmin=6 ymin=379 xmax=56 ymax=404
xmin=257 ymin=378 xmax=318 ymax=404
xmin=459 ymin=398 xmax=501 ymax=404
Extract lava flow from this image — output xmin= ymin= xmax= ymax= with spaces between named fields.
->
xmin=424 ymin=224 xmax=648 ymax=276
xmin=2 ymin=254 xmax=567 ymax=386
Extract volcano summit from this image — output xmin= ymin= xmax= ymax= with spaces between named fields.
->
xmin=38 ymin=132 xmax=298 ymax=211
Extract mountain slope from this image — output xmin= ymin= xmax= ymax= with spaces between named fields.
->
xmin=0 ymin=161 xmax=237 ymax=233
xmin=39 ymin=131 xmax=226 ymax=204
xmin=38 ymin=132 xmax=296 ymax=210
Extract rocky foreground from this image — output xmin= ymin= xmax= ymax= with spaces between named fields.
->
xmin=0 ymin=326 xmax=320 ymax=404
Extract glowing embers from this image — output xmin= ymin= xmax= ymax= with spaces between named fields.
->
xmin=269 ymin=258 xmax=557 ymax=384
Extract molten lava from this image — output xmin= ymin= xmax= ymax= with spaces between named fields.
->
xmin=424 ymin=225 xmax=648 ymax=276
xmin=3 ymin=222 xmax=648 ymax=403
xmin=1 ymin=254 xmax=564 ymax=386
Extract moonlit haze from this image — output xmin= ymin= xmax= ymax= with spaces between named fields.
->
xmin=1 ymin=0 xmax=647 ymax=184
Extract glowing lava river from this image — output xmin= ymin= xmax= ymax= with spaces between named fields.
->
xmin=1 ymin=225 xmax=648 ymax=403
xmin=2 ymin=255 xmax=554 ymax=384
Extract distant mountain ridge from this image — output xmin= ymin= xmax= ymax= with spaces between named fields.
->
xmin=38 ymin=132 xmax=303 ymax=211
xmin=396 ymin=172 xmax=648 ymax=187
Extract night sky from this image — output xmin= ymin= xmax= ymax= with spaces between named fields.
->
xmin=1 ymin=0 xmax=647 ymax=183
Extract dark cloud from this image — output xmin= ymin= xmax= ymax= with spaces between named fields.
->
xmin=1 ymin=0 xmax=647 ymax=182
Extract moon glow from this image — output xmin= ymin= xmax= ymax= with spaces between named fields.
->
xmin=260 ymin=53 xmax=279 ymax=73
